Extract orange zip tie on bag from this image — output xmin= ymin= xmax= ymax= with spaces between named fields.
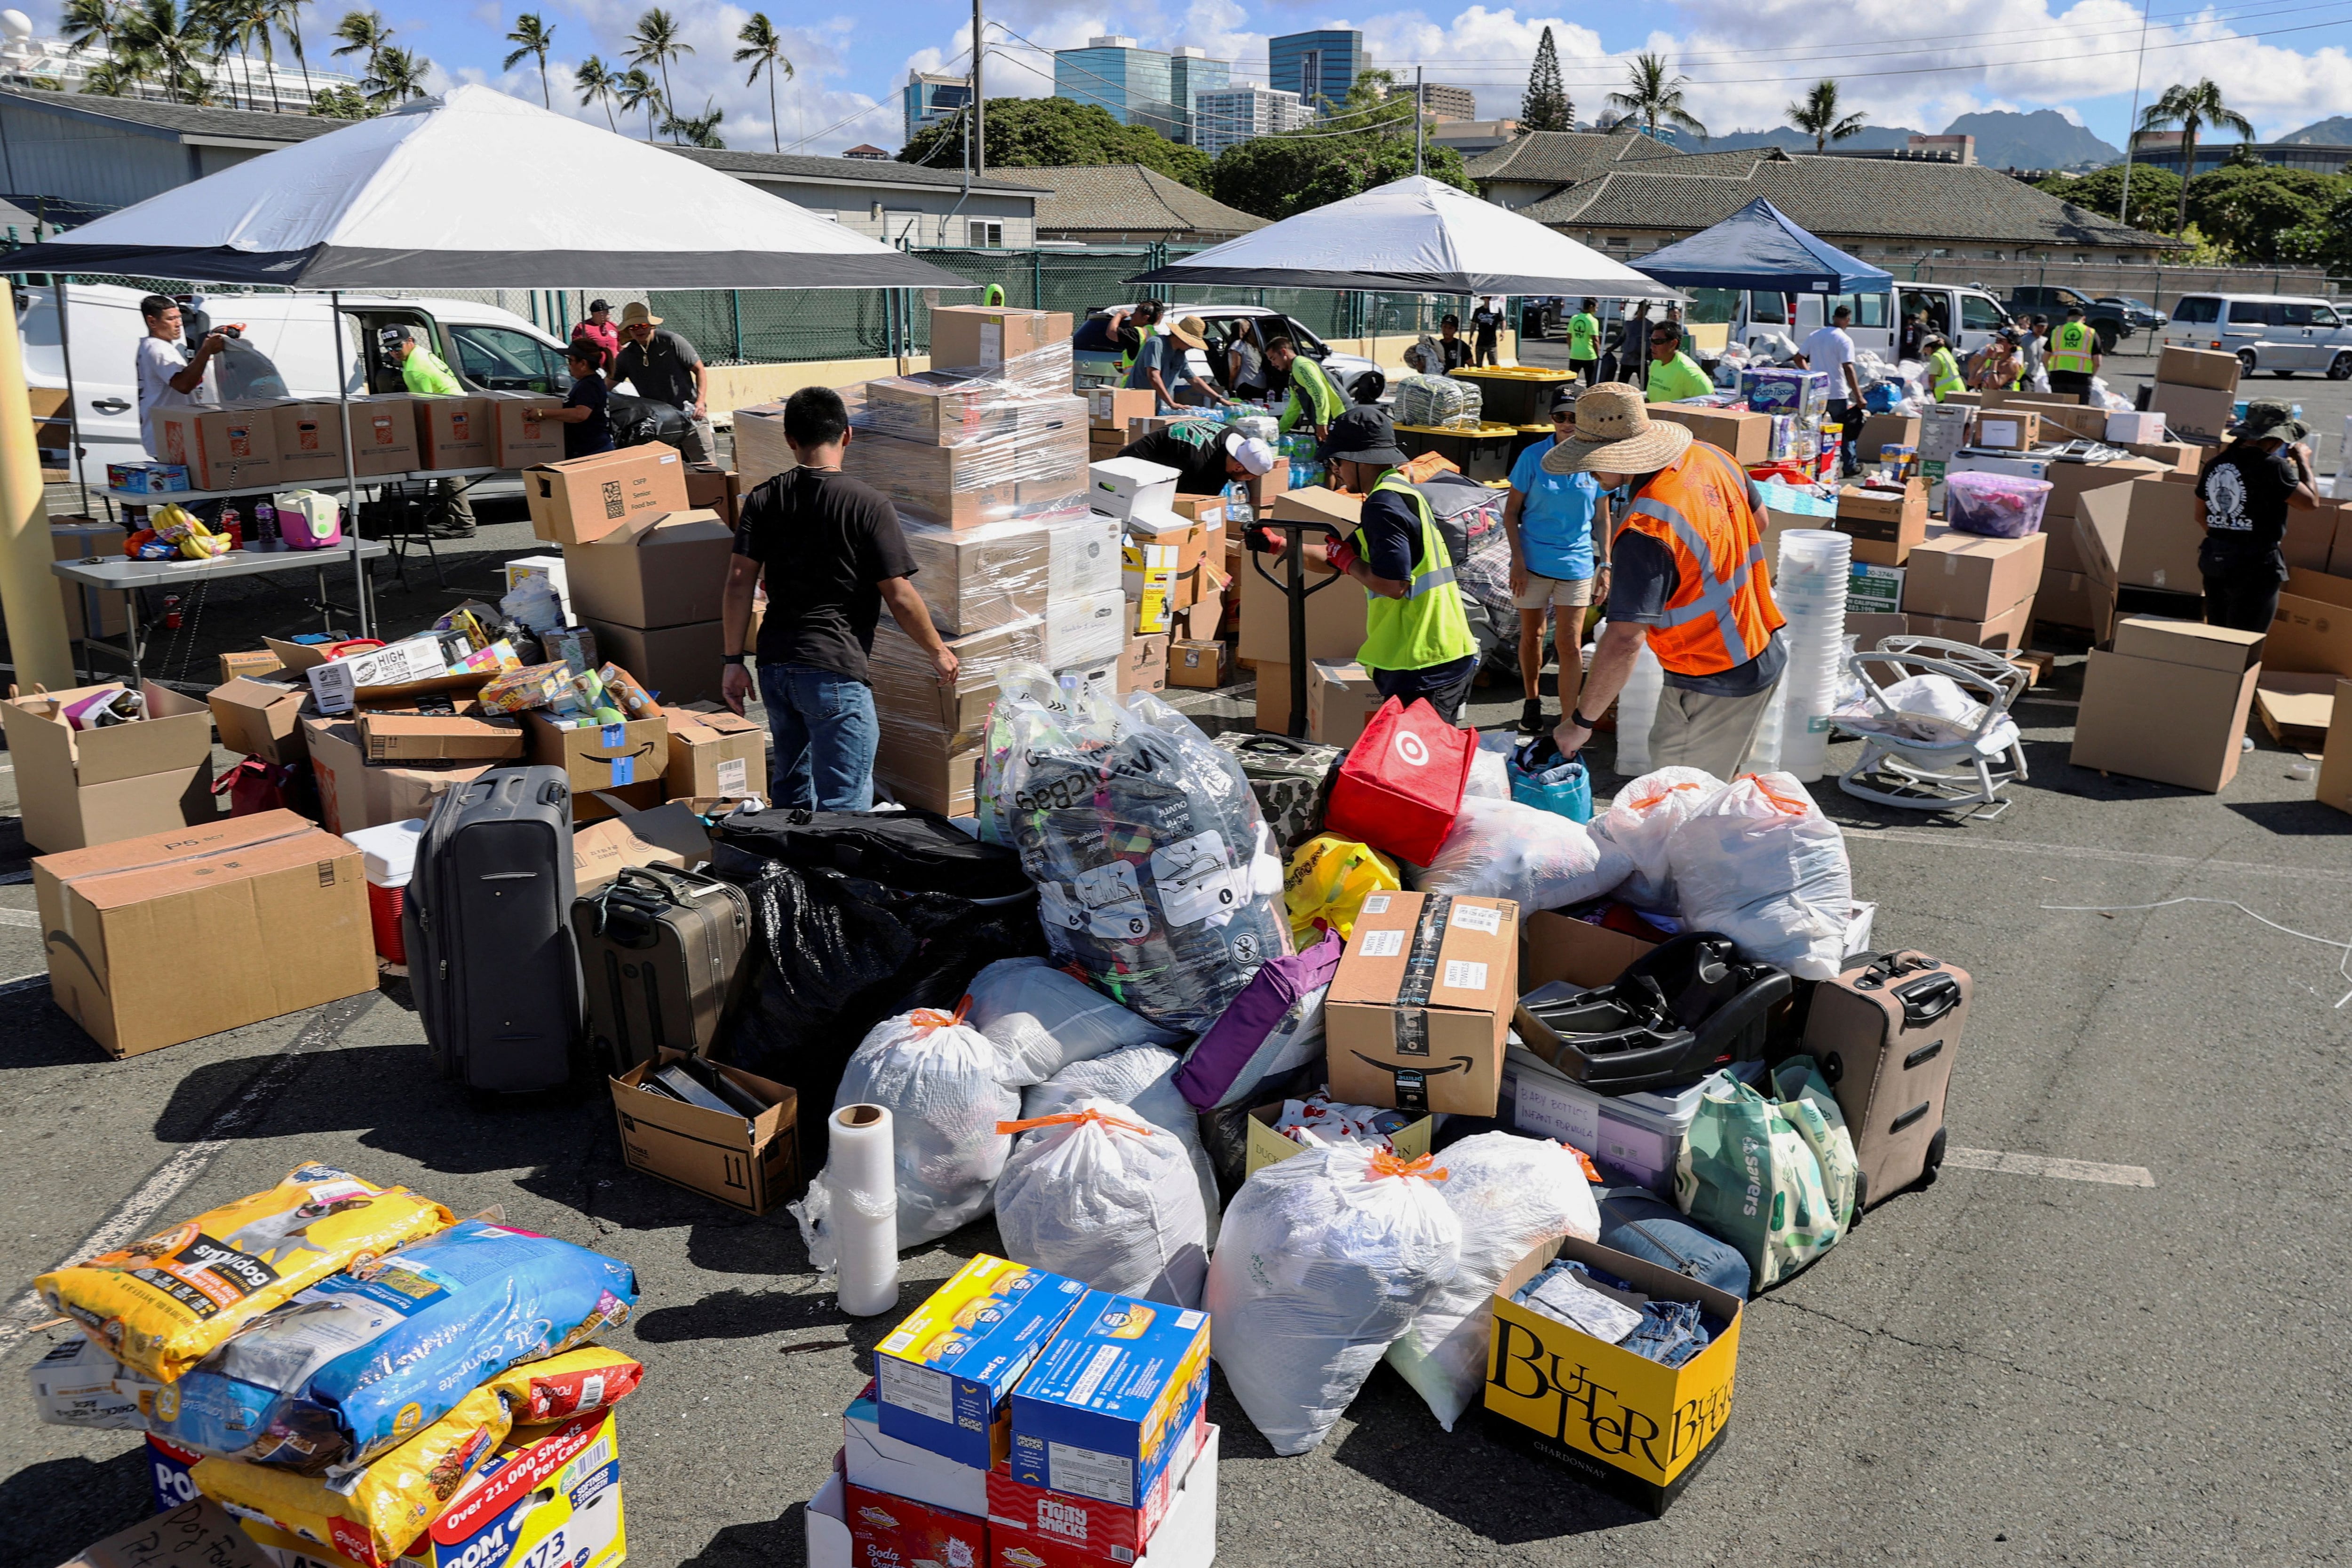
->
xmin=1366 ymin=1151 xmax=1449 ymax=1182
xmin=995 ymin=1108 xmax=1152 ymax=1138
xmin=908 ymin=997 xmax=973 ymax=1031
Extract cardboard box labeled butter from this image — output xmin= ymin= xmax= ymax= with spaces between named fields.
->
xmin=1325 ymin=889 xmax=1518 ymax=1116
xmin=611 ymin=1047 xmax=797 ymax=1215
xmin=874 ymin=1255 xmax=1089 ymax=1469
xmin=1010 ymin=1291 xmax=1211 ymax=1509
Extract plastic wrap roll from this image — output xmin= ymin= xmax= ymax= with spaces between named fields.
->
xmin=829 ymin=1103 xmax=901 ymax=1317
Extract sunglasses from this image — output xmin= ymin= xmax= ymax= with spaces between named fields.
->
xmin=1649 ymin=334 xmax=1677 ymax=344
xmin=1551 ymin=412 xmax=1576 ymax=424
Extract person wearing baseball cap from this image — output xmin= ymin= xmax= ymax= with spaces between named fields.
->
xmin=1118 ymin=417 xmax=1278 ymax=510
xmin=2199 ymin=399 xmax=2319 ymax=676
xmin=379 ymin=324 xmax=475 ymax=537
xmin=1543 ymin=383 xmax=1787 ymax=777
xmin=611 ymin=300 xmax=715 ymax=463
xmin=1256 ymin=406 xmax=1479 ymax=722
xmin=571 ymin=298 xmax=619 ymax=364
xmin=1503 ymin=383 xmax=1611 ymax=733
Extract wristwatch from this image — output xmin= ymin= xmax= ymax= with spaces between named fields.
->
xmin=1569 ymin=709 xmax=1602 ymax=731
xmin=723 ymin=653 xmax=746 ymax=666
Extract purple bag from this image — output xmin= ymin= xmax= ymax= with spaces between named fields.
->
xmin=1174 ymin=929 xmax=1344 ymax=1111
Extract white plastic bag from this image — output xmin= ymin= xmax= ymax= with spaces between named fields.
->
xmin=964 ymin=957 xmax=1183 ymax=1088
xmin=1665 ymin=771 xmax=1853 ymax=980
xmin=1589 ymin=766 xmax=1726 ymax=911
xmin=994 ymin=1099 xmax=1211 ymax=1308
xmin=1463 ymin=745 xmax=1510 ymax=800
xmin=1025 ymin=1046 xmax=1221 ymax=1244
xmin=1418 ymin=796 xmax=1630 ymax=912
xmin=1202 ymin=1143 xmax=1462 ymax=1456
xmin=1383 ymin=1134 xmax=1600 ymax=1431
xmin=833 ymin=1005 xmax=1017 ymax=1248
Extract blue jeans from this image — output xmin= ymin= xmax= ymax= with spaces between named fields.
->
xmin=756 ymin=662 xmax=879 ymax=811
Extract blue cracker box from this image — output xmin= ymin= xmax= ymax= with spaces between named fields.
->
xmin=1740 ymin=367 xmax=1830 ymax=419
xmin=874 ymin=1254 xmax=1090 ymax=1469
xmin=1010 ymin=1291 xmax=1213 ymax=1509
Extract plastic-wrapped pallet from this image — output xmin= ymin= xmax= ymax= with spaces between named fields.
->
xmin=731 ymin=402 xmax=796 ymax=490
xmin=842 ymin=383 xmax=1091 ymax=529
xmin=900 ymin=519 xmax=1058 ymax=637
xmin=869 ymin=614 xmax=1045 ymax=816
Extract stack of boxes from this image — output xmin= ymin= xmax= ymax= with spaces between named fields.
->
xmin=560 ymin=508 xmax=736 ymax=709
xmin=147 ymin=391 xmax=526 ymax=497
xmin=2146 ymin=345 xmax=2241 ymax=443
xmin=1099 ymin=457 xmax=1231 ymax=698
xmin=1241 ymin=486 xmax=1367 ymax=736
xmin=808 ymin=1255 xmax=1220 ymax=1568
xmin=1895 ymin=524 xmax=2047 ymax=649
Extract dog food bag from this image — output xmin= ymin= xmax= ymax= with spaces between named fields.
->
xmin=38 ymin=1163 xmax=454 ymax=1384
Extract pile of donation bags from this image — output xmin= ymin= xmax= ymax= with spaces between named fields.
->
xmin=29 ymin=1163 xmax=643 ymax=1568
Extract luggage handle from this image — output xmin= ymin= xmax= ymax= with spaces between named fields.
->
xmin=539 ymin=777 xmax=569 ymax=809
xmin=1889 ymin=1101 xmax=1932 ymax=1134
xmin=1901 ymin=1037 xmax=1944 ymax=1071
xmin=1891 ymin=972 xmax=1962 ymax=1026
xmin=1230 ymin=733 xmax=1323 ymax=759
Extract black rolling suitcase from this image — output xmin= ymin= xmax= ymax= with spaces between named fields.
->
xmin=404 ymin=766 xmax=582 ymax=1092
xmin=574 ymin=863 xmax=752 ymax=1073
xmin=1799 ymin=950 xmax=1970 ymax=1212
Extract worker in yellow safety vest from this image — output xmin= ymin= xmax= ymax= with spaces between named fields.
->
xmin=1923 ymin=335 xmax=1966 ymax=401
xmin=1266 ymin=333 xmax=1346 ymax=446
xmin=2046 ymin=304 xmax=2102 ymax=398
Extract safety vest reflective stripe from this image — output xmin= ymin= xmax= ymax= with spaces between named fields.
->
xmin=2050 ymin=322 xmax=2097 ymax=374
xmin=1629 ymin=495 xmax=1761 ymax=666
xmin=1406 ymin=564 xmax=1458 ymax=599
xmin=1357 ymin=475 xmax=1478 ymax=671
xmin=1620 ymin=443 xmax=1786 ymax=677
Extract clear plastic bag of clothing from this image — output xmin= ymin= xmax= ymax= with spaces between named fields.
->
xmin=1417 ymin=796 xmax=1631 ymax=912
xmin=993 ymin=1101 xmax=1210 ymax=1309
xmin=1665 ymin=771 xmax=1853 ymax=980
xmin=963 ymin=956 xmax=1184 ymax=1088
xmin=981 ymin=664 xmax=1289 ymax=1036
xmin=1023 ymin=1045 xmax=1220 ymax=1245
xmin=830 ymin=1004 xmax=1018 ymax=1249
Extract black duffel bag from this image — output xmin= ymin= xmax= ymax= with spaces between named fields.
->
xmin=714 ymin=805 xmax=1031 ymax=900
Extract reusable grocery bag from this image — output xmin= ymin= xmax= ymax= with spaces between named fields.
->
xmin=1281 ymin=834 xmax=1400 ymax=949
xmin=1322 ymin=697 xmax=1476 ymax=867
xmin=1674 ymin=1064 xmax=1856 ymax=1290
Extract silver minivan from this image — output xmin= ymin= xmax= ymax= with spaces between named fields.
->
xmin=2161 ymin=293 xmax=2352 ymax=380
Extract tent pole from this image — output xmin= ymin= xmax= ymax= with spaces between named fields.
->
xmin=56 ymin=277 xmax=88 ymax=517
xmin=332 ymin=288 xmax=369 ymax=639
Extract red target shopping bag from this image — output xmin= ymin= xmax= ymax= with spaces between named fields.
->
xmin=1321 ymin=697 xmax=1475 ymax=866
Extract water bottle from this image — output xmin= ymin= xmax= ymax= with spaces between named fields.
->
xmin=1613 ymin=626 xmax=1664 ymax=776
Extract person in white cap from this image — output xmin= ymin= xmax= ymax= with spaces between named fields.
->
xmin=1118 ymin=417 xmax=1278 ymax=511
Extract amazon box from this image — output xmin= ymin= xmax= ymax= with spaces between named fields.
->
xmin=413 ymin=394 xmax=495 ymax=470
xmin=562 ymin=509 xmax=734 ymax=628
xmin=1 ymin=681 xmax=214 ymax=854
xmin=527 ymin=444 xmax=691 ymax=545
xmin=612 ymin=1048 xmax=798 ymax=1214
xmin=524 ymin=710 xmax=668 ymax=818
xmin=1325 ymin=889 xmax=1517 ymax=1117
xmin=272 ymin=399 xmax=348 ymax=484
xmin=346 ymin=393 xmax=421 ymax=476
xmin=33 ymin=809 xmax=375 ymax=1057
xmin=2071 ymin=616 xmax=2264 ymax=791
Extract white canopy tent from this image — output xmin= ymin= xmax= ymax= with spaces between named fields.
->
xmin=5 ymin=85 xmax=975 ymax=640
xmin=1126 ymin=174 xmax=1677 ymax=298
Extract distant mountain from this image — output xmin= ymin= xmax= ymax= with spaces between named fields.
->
xmin=2280 ymin=115 xmax=2352 ymax=145
xmin=1699 ymin=125 xmax=1921 ymax=153
xmin=1942 ymin=110 xmax=2119 ymax=171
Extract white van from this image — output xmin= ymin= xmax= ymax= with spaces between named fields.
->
xmin=2159 ymin=293 xmax=2352 ymax=380
xmin=1730 ymin=284 xmax=2013 ymax=363
xmin=20 ymin=281 xmax=584 ymax=489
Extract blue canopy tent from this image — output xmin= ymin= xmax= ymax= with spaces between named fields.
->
xmin=1631 ymin=198 xmax=1891 ymax=294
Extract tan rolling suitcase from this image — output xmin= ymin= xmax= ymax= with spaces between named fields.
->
xmin=1801 ymin=950 xmax=1969 ymax=1212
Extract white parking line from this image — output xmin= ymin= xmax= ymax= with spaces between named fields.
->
xmin=1945 ymin=1147 xmax=2155 ymax=1187
xmin=1856 ymin=830 xmax=2352 ymax=886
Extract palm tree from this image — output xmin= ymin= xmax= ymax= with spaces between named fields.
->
xmin=2138 ymin=79 xmax=2255 ymax=235
xmin=60 ymin=0 xmax=120 ymax=60
xmin=503 ymin=12 xmax=555 ymax=108
xmin=575 ymin=52 xmax=619 ymax=131
xmin=1786 ymin=79 xmax=1865 ymax=154
xmin=82 ymin=55 xmax=147 ymax=95
xmin=732 ymin=13 xmax=790 ymax=152
xmin=330 ymin=8 xmax=391 ymax=80
xmin=664 ymin=97 xmax=724 ymax=149
xmin=269 ymin=0 xmax=312 ymax=111
xmin=625 ymin=8 xmax=691 ymax=144
xmin=616 ymin=66 xmax=663 ymax=143
xmin=119 ymin=0 xmax=211 ymax=104
xmin=1605 ymin=52 xmax=1707 ymax=143
xmin=236 ymin=0 xmax=287 ymax=113
xmin=362 ymin=41 xmax=425 ymax=107
xmin=201 ymin=0 xmax=252 ymax=110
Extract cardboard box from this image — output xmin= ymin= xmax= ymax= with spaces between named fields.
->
xmin=413 ymin=394 xmax=495 ymax=470
xmin=2041 ymin=456 xmax=2167 ymax=522
xmin=2253 ymin=670 xmax=2336 ymax=750
xmin=683 ymin=465 xmax=739 ymax=528
xmin=302 ymin=713 xmax=491 ymax=835
xmin=905 ymin=518 xmax=1050 ymax=635
xmin=402 ymin=1408 xmax=625 ymax=1568
xmin=2157 ymin=344 xmax=2241 ymax=392
xmin=344 ymin=393 xmax=421 ymax=475
xmin=1119 ymin=632 xmax=1168 ymax=693
xmin=2071 ymin=617 xmax=2265 ymax=791
xmin=1325 ymin=889 xmax=1518 ymax=1116
xmin=1041 ymin=589 xmax=1127 ymax=669
xmin=1253 ymin=659 xmax=1294 ymax=734
xmin=1048 ymin=513 xmax=1123 ymax=600
xmin=1168 ymin=638 xmax=1231 ymax=689
xmin=1648 ymin=404 xmax=1769 ymax=464
xmin=2315 ymin=679 xmax=2352 ymax=815
xmin=153 ymin=400 xmax=278 ymax=490
xmin=1848 ymin=562 xmax=1904 ymax=616
xmin=1245 ymin=1100 xmax=1434 ymax=1176
xmin=1089 ymin=455 xmax=1181 ymax=520
xmin=988 ymin=1422 xmax=1216 ymax=1568
xmin=1168 ymin=493 xmax=1227 ymax=527
xmin=485 ymin=389 xmax=566 ymax=468
xmin=844 ymin=428 xmax=1081 ymax=528
xmin=1306 ymin=657 xmax=1379 ymax=745
xmin=1899 ymin=528 xmax=2047 ymax=621
xmin=863 ymin=371 xmax=1018 ymax=445
xmin=1853 ymin=412 xmax=1919 ymax=463
xmin=1905 ymin=596 xmax=2036 ymax=650
xmin=1832 ymin=479 xmax=1928 ymax=564
xmin=572 ymin=800 xmax=714 ymax=892
xmin=526 ymin=445 xmax=691 ymax=545
xmin=2034 ymin=568 xmax=2097 ymax=632
xmin=1521 ymin=907 xmax=1666 ymax=989
xmin=874 ymin=1255 xmax=1091 ymax=1469
xmin=355 ymin=703 xmax=525 ymax=763
xmin=2264 ymin=568 xmax=2352 ymax=676
xmin=62 ymin=1500 xmax=275 ymax=1568
xmin=270 ymin=399 xmax=347 ymax=484
xmin=2287 ymin=500 xmax=2344 ymax=573
xmin=611 ymin=1049 xmax=798 ymax=1214
xmin=1086 ymin=386 xmax=1156 ymax=430
xmin=2123 ymin=440 xmax=2199 ymax=475
xmin=561 ymin=509 xmax=733 ymax=628
xmin=305 ymin=636 xmax=453 ymax=716
xmin=1239 ymin=489 xmax=1367 ymax=663
xmin=2075 ymin=477 xmax=2203 ymax=594
xmin=845 ymin=1384 xmax=989 ymax=1517
xmin=874 ymin=731 xmax=984 ymax=816
xmin=1971 ymin=409 xmax=2041 ymax=451
xmin=2148 ymin=381 xmax=2234 ymax=442
xmin=524 ymin=711 xmax=668 ymax=814
xmin=930 ymin=305 xmax=1073 ymax=374
xmin=585 ymin=618 xmax=726 ymax=707
xmin=207 ymin=675 xmax=310 ymax=765
xmin=1844 ymin=610 xmax=1909 ymax=649
xmin=2106 ymin=409 xmax=2169 ymax=444
xmin=665 ymin=704 xmax=766 ymax=798
xmin=1999 ymin=396 xmax=2107 ymax=443
xmin=1010 ymin=1291 xmax=1212 ymax=1508
xmin=2 ymin=681 xmax=215 ymax=854
xmin=34 ymin=809 xmax=375 ymax=1057
xmin=1484 ymin=1235 xmax=1743 ymax=1514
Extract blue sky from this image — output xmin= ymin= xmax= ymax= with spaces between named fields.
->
xmin=27 ymin=0 xmax=2352 ymax=154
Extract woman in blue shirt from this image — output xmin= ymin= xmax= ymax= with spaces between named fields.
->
xmin=1504 ymin=384 xmax=1611 ymax=733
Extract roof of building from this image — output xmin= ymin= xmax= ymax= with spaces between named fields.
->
xmin=667 ymin=147 xmax=1038 ymax=194
xmin=1469 ymin=127 xmax=2174 ymax=249
xmin=0 ymin=88 xmax=342 ymax=142
xmin=992 ymin=164 xmax=1266 ymax=234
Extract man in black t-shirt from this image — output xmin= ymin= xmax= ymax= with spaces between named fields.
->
xmin=721 ymin=387 xmax=959 ymax=809
xmin=1117 ymin=419 xmax=1276 ymax=504
xmin=1470 ymin=299 xmax=1502 ymax=366
xmin=2196 ymin=399 xmax=2320 ymax=637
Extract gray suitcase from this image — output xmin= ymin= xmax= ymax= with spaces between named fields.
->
xmin=404 ymin=766 xmax=582 ymax=1092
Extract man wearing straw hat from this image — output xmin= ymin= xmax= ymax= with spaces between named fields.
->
xmin=611 ymin=301 xmax=715 ymax=464
xmin=1544 ymin=384 xmax=1788 ymax=779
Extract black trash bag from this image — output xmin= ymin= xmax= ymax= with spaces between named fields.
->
xmin=1196 ymin=1061 xmax=1321 ymax=1202
xmin=710 ymin=844 xmax=1044 ymax=1163
xmin=715 ymin=806 xmax=1029 ymax=899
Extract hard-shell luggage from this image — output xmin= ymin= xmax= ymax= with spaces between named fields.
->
xmin=404 ymin=766 xmax=581 ymax=1093
xmin=713 ymin=805 xmax=1029 ymax=898
xmin=1800 ymin=949 xmax=1969 ymax=1211
xmin=574 ymin=863 xmax=752 ymax=1073
xmin=1211 ymin=731 xmax=1345 ymax=853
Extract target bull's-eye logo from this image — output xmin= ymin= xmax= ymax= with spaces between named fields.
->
xmin=1393 ymin=729 xmax=1430 ymax=767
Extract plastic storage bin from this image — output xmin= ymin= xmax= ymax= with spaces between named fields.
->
xmin=344 ymin=818 xmax=423 ymax=965
xmin=1943 ymin=472 xmax=2052 ymax=539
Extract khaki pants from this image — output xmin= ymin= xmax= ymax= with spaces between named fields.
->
xmin=1647 ymin=679 xmax=1782 ymax=780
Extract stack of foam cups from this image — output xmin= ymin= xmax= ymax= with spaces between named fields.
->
xmin=1773 ymin=529 xmax=1852 ymax=782
xmin=1608 ymin=621 xmax=1666 ymax=776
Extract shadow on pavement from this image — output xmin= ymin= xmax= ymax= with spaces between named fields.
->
xmin=0 ymin=1445 xmax=153 ymax=1567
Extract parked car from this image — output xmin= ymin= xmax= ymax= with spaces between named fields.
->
xmin=2097 ymin=295 xmax=2168 ymax=331
xmin=2160 ymin=293 xmax=2352 ymax=380
xmin=1073 ymin=303 xmax=1386 ymax=405
xmin=2001 ymin=285 xmax=2130 ymax=351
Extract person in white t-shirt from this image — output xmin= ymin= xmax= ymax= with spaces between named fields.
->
xmin=135 ymin=293 xmax=226 ymax=460
xmin=1799 ymin=305 xmax=1865 ymax=476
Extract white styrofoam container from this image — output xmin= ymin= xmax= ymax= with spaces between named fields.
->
xmin=343 ymin=818 xmax=424 ymax=888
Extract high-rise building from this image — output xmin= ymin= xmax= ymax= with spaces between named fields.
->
xmin=1055 ymin=36 xmax=1182 ymax=142
xmin=903 ymin=70 xmax=970 ymax=145
xmin=1268 ymin=30 xmax=1366 ymax=114
xmin=1168 ymin=45 xmax=1230 ymax=140
xmin=1411 ymin=83 xmax=1477 ymax=122
xmin=1192 ymin=86 xmax=1313 ymax=158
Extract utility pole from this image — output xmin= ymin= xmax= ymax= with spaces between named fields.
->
xmin=2117 ymin=0 xmax=2152 ymax=227
xmin=970 ymin=0 xmax=985 ymax=178
xmin=1414 ymin=65 xmax=1425 ymax=175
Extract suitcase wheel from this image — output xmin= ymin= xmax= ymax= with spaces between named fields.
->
xmin=1850 ymin=1170 xmax=1868 ymax=1219
xmin=1917 ymin=1125 xmax=1947 ymax=1188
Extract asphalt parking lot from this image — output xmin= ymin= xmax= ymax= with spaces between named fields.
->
xmin=4 ymin=354 xmax=2352 ymax=1567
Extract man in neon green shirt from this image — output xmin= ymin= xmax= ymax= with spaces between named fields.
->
xmin=381 ymin=324 xmax=475 ymax=537
xmin=1566 ymin=297 xmax=1601 ymax=385
xmin=1643 ymin=322 xmax=1714 ymax=403
xmin=1266 ymin=333 xmax=1344 ymax=444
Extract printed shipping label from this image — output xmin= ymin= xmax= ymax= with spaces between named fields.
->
xmin=715 ymin=756 xmax=749 ymax=796
xmin=1361 ymin=893 xmax=1391 ymax=915
xmin=1452 ymin=904 xmax=1502 ymax=935
xmin=1441 ymin=959 xmax=1488 ymax=992
xmin=1358 ymin=928 xmax=1405 ymax=958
